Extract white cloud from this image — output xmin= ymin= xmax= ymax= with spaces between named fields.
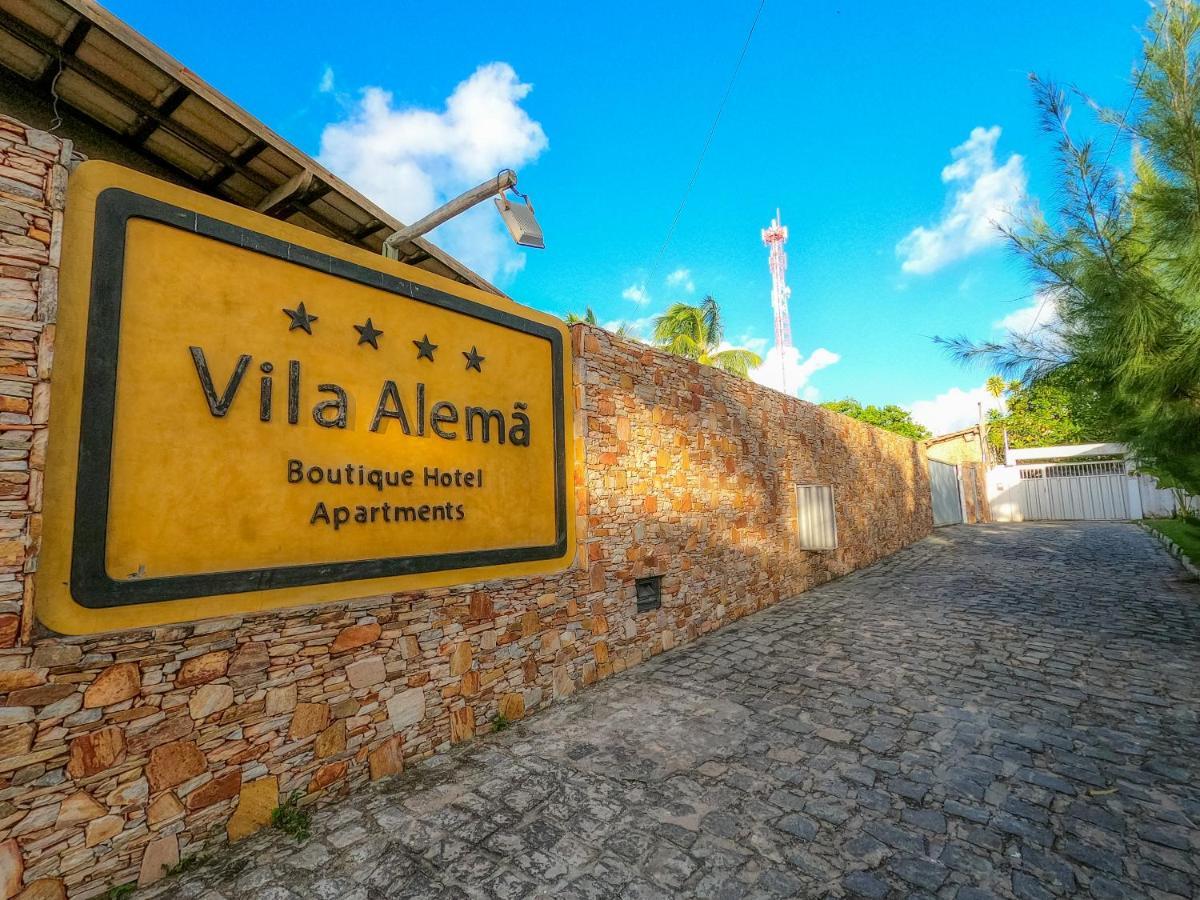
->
xmin=908 ymin=384 xmax=1003 ymax=436
xmin=622 ymin=283 xmax=650 ymax=305
xmin=993 ymin=290 xmax=1059 ymax=336
xmin=318 ymin=65 xmax=335 ymax=94
xmin=666 ymin=268 xmax=695 ymax=293
xmin=737 ymin=334 xmax=769 ymax=356
xmin=750 ymin=346 xmax=840 ymax=397
xmin=897 ymin=126 xmax=1026 ymax=275
xmin=318 ymin=62 xmax=548 ymax=283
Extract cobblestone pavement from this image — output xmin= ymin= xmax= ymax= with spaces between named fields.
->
xmin=150 ymin=523 xmax=1200 ymax=900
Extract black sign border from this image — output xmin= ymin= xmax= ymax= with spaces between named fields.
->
xmin=71 ymin=188 xmax=569 ymax=609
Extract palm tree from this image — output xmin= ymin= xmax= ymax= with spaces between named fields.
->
xmin=652 ymin=295 xmax=762 ymax=378
xmin=564 ymin=307 xmax=630 ymax=337
xmin=564 ymin=307 xmax=599 ymax=325
xmin=985 ymin=374 xmax=1011 ymax=416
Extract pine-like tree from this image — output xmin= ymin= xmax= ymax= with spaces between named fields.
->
xmin=939 ymin=0 xmax=1200 ymax=490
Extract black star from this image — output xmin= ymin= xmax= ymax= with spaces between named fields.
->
xmin=354 ymin=318 xmax=383 ymax=349
xmin=282 ymin=302 xmax=318 ymax=334
xmin=413 ymin=334 xmax=438 ymax=362
xmin=463 ymin=346 xmax=485 ymax=372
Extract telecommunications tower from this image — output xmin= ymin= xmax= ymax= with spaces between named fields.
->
xmin=761 ymin=209 xmax=793 ymax=393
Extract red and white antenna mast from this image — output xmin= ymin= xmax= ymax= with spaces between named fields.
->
xmin=761 ymin=209 xmax=792 ymax=392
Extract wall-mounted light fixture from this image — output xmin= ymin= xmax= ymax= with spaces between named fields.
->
xmin=382 ymin=169 xmax=544 ymax=259
xmin=494 ymin=187 xmax=544 ymax=249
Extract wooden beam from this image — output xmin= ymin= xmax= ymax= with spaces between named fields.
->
xmin=254 ymin=169 xmax=312 ymax=215
xmin=352 ymin=218 xmax=386 ymax=240
xmin=59 ymin=0 xmax=502 ymax=294
xmin=199 ymin=138 xmax=267 ymax=189
xmin=254 ymin=169 xmax=330 ymax=218
xmin=34 ymin=16 xmax=91 ymax=89
xmin=70 ymin=4 xmax=498 ymax=293
xmin=128 ymin=83 xmax=189 ymax=146
xmin=0 ymin=14 xmax=274 ymax=193
xmin=272 ymin=181 xmax=332 ymax=219
xmin=2 ymin=3 xmax=501 ymax=293
xmin=283 ymin=201 xmax=378 ymax=248
xmin=61 ymin=16 xmax=92 ymax=54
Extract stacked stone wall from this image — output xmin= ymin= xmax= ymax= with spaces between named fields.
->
xmin=0 ymin=113 xmax=933 ymax=898
xmin=0 ymin=115 xmax=67 ymax=657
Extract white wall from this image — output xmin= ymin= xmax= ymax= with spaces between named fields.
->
xmin=1137 ymin=474 xmax=1200 ymax=518
xmin=987 ymin=466 xmax=1024 ymax=523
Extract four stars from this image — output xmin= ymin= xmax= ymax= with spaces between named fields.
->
xmin=281 ymin=306 xmax=483 ymax=370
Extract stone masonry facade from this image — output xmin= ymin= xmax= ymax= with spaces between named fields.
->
xmin=0 ymin=115 xmax=64 ymax=655
xmin=0 ymin=114 xmax=934 ymax=898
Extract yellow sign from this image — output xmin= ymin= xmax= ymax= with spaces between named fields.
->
xmin=38 ymin=162 xmax=574 ymax=635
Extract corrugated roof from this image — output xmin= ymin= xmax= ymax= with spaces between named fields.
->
xmin=0 ymin=0 xmax=501 ymax=294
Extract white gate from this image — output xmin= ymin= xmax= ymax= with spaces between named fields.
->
xmin=929 ymin=460 xmax=963 ymax=526
xmin=992 ymin=460 xmax=1133 ymax=521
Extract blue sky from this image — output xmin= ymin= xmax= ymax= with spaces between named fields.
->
xmin=106 ymin=0 xmax=1149 ymax=432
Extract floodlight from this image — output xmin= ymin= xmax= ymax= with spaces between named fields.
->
xmin=495 ymin=190 xmax=544 ymax=249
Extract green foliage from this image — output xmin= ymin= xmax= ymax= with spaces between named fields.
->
xmin=104 ymin=884 xmax=136 ymax=900
xmin=564 ymin=307 xmax=599 ymax=325
xmin=165 ymin=853 xmax=210 ymax=877
xmin=1146 ymin=518 xmax=1200 ymax=565
xmin=984 ymin=366 xmax=1113 ymax=456
xmin=564 ymin=307 xmax=631 ymax=337
xmin=270 ymin=790 xmax=312 ymax=842
xmin=653 ymin=295 xmax=763 ymax=377
xmin=492 ymin=712 xmax=511 ymax=731
xmin=938 ymin=0 xmax=1200 ymax=492
xmin=820 ymin=398 xmax=932 ymax=441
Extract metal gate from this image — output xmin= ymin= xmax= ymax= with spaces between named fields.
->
xmin=1013 ymin=460 xmax=1130 ymax=521
xmin=929 ymin=460 xmax=963 ymax=526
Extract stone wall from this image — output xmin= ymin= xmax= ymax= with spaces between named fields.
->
xmin=0 ymin=115 xmax=67 ymax=657
xmin=0 ymin=114 xmax=933 ymax=898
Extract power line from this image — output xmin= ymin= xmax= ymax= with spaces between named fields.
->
xmin=1100 ymin=5 xmax=1168 ymax=172
xmin=1020 ymin=292 xmax=1053 ymax=340
xmin=653 ymin=0 xmax=767 ymax=270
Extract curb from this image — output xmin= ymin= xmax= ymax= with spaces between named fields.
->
xmin=1138 ymin=521 xmax=1200 ymax=579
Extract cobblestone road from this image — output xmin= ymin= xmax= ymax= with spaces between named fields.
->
xmin=152 ymin=523 xmax=1200 ymax=900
